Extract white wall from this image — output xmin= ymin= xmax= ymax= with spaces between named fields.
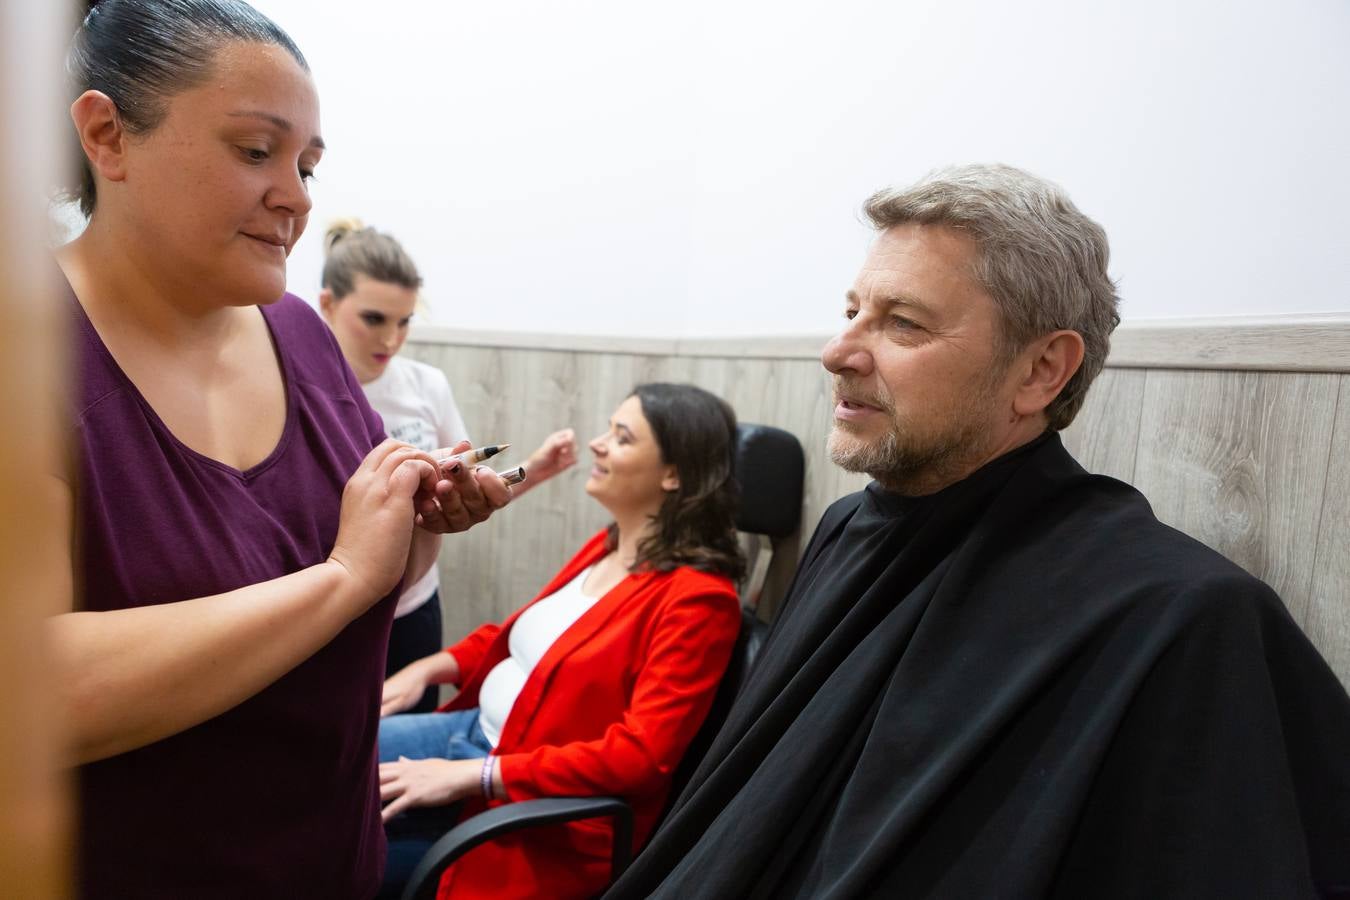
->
xmin=251 ymin=0 xmax=1350 ymax=337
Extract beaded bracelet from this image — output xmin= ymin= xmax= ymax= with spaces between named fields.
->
xmin=480 ymin=754 xmax=495 ymax=803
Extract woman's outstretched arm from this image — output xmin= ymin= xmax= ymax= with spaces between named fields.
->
xmin=50 ymin=440 xmax=465 ymax=765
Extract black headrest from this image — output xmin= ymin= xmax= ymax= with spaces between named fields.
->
xmin=733 ymin=423 xmax=804 ymax=538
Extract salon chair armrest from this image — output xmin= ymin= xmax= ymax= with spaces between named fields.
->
xmin=401 ymin=796 xmax=635 ymax=900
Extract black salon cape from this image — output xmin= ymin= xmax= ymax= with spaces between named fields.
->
xmin=606 ymin=433 xmax=1350 ymax=899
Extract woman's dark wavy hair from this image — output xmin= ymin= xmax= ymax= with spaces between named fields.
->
xmin=606 ymin=384 xmax=745 ymax=583
xmin=65 ymin=0 xmax=307 ymax=216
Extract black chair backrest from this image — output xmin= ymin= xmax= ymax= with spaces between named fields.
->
xmin=397 ymin=422 xmax=805 ymax=900
xmin=733 ymin=423 xmax=806 ymax=611
xmin=667 ymin=423 xmax=801 ymax=801
xmin=666 ymin=605 xmax=767 ymax=804
xmin=733 ymin=423 xmax=805 ymax=538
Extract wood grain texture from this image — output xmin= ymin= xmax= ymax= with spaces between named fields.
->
xmin=1058 ymin=368 xmax=1147 ymax=483
xmin=405 ymin=336 xmax=1350 ymax=692
xmin=1131 ymin=370 xmax=1340 ymax=624
xmin=1108 ymin=315 xmax=1350 ymax=372
xmin=411 ymin=312 xmax=1350 ymax=370
xmin=402 ymin=339 xmax=867 ymax=641
xmin=1307 ymin=380 xmax=1350 ymax=688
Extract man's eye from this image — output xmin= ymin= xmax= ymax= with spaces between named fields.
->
xmin=890 ymin=316 xmax=918 ymax=330
xmin=240 ymin=147 xmax=268 ymax=163
xmin=844 ymin=308 xmax=858 ymax=320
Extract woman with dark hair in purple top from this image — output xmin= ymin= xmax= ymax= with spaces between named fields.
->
xmin=50 ymin=2 xmax=511 ymax=896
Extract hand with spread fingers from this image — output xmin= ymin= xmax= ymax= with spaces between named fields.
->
xmin=522 ymin=428 xmax=578 ymax=487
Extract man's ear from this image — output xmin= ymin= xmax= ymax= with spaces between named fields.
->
xmin=660 ymin=465 xmax=680 ymax=493
xmin=70 ymin=91 xmax=129 ymax=191
xmin=1011 ymin=330 xmax=1085 ymax=418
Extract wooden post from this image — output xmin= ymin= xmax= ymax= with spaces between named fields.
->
xmin=0 ymin=2 xmax=75 ymax=896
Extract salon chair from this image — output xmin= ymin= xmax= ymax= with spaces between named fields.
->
xmin=400 ymin=422 xmax=805 ymax=900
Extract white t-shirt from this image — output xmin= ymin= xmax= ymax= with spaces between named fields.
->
xmin=361 ymin=356 xmax=470 ymax=618
xmin=477 ymin=566 xmax=600 ymax=748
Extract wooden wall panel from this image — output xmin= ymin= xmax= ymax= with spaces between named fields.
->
xmin=403 ymin=340 xmax=868 ymax=641
xmin=1307 ymin=382 xmax=1350 ymax=687
xmin=1131 ymin=371 xmax=1340 ymax=624
xmin=409 ymin=315 xmax=1350 ymax=373
xmin=705 ymin=356 xmax=870 ymax=612
xmin=1107 ymin=315 xmax=1350 ymax=372
xmin=405 ymin=337 xmax=1350 ymax=692
xmin=1059 ymin=368 xmax=1147 ymax=483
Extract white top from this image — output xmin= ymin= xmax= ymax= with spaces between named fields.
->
xmin=477 ymin=566 xmax=600 ymax=748
xmin=361 ymin=356 xmax=470 ymax=618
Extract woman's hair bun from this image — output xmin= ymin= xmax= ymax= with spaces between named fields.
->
xmin=323 ymin=217 xmax=366 ymax=256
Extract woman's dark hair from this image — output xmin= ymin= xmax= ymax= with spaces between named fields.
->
xmin=321 ymin=219 xmax=423 ymax=298
xmin=65 ymin=0 xmax=308 ymax=216
xmin=607 ymin=383 xmax=746 ymax=582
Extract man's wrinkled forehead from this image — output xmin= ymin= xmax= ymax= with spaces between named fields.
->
xmin=849 ymin=223 xmax=987 ymax=315
xmin=844 ymin=288 xmax=938 ymax=321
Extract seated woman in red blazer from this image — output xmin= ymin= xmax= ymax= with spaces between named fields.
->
xmin=376 ymin=382 xmax=745 ymax=899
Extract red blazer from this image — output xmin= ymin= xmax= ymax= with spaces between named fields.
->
xmin=434 ymin=529 xmax=741 ymax=900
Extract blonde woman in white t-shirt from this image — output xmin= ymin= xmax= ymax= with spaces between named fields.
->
xmin=320 ymin=220 xmax=576 ymax=706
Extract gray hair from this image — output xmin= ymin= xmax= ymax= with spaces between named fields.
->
xmin=863 ymin=164 xmax=1120 ymax=431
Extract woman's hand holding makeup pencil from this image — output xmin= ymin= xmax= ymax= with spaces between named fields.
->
xmin=414 ymin=441 xmax=517 ymax=534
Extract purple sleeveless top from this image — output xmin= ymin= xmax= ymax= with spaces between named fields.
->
xmin=70 ymin=287 xmax=394 ymax=898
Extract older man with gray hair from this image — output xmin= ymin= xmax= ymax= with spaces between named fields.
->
xmin=606 ymin=165 xmax=1350 ymax=899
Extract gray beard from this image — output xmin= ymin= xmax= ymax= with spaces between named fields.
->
xmin=828 ymin=426 xmax=900 ymax=476
xmin=827 ymin=416 xmax=988 ymax=496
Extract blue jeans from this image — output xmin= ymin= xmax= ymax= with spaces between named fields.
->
xmin=377 ymin=709 xmax=493 ymax=899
